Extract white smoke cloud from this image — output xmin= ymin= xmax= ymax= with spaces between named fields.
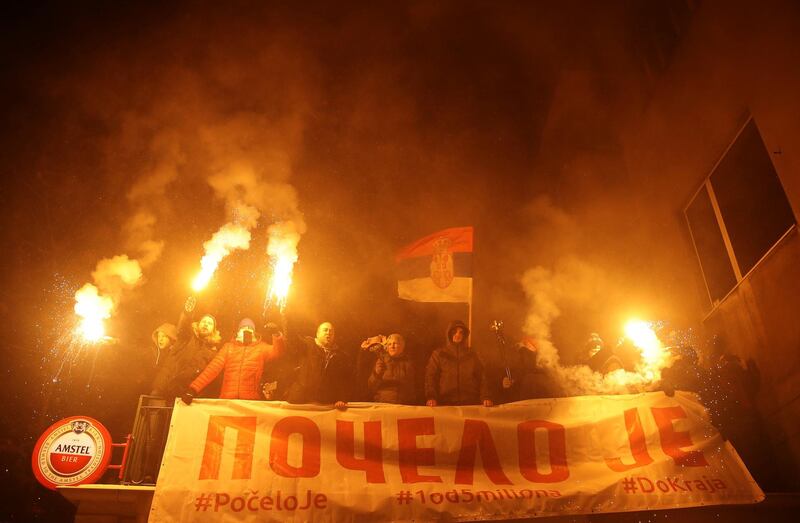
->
xmin=518 ymin=203 xmax=673 ymax=396
xmin=124 ymin=128 xmax=184 ymax=269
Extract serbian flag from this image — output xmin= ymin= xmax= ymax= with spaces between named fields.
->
xmin=396 ymin=226 xmax=473 ymax=303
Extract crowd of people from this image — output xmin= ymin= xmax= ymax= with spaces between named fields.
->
xmin=145 ymin=296 xmax=765 ymax=417
xmin=147 ymin=297 xmax=505 ymax=409
xmin=134 ymin=295 xmax=780 ymax=488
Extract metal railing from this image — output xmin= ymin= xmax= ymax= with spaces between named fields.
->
xmin=122 ymin=395 xmax=173 ymax=485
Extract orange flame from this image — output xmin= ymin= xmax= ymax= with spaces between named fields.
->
xmin=265 ymin=222 xmax=301 ymax=312
xmin=604 ymin=319 xmax=671 ymax=388
xmin=192 ymin=223 xmax=251 ymax=291
xmin=74 ymin=284 xmax=113 ymax=343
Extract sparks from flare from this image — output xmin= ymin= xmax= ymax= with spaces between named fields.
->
xmin=266 ymin=245 xmax=297 ymax=311
xmin=264 ymin=222 xmax=301 ymax=313
xmin=266 ymin=252 xmax=296 ymax=311
xmin=73 ymin=284 xmax=113 ymax=343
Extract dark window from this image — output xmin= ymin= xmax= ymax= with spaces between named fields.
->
xmin=685 ymin=186 xmax=737 ymax=303
xmin=685 ymin=119 xmax=797 ymax=308
xmin=710 ymin=120 xmax=796 ymax=276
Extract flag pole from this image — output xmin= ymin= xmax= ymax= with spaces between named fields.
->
xmin=467 ymin=227 xmax=474 ymax=347
xmin=468 ymin=278 xmax=473 ymax=347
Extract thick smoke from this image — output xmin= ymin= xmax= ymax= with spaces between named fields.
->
xmin=73 ymin=130 xmax=181 ymax=331
xmin=520 ymin=257 xmax=605 ymax=368
xmin=90 ymin=254 xmax=143 ymax=302
xmin=518 ymin=199 xmax=674 ymax=396
xmin=73 ymin=254 xmax=144 ymax=340
xmin=196 ymin=131 xmax=308 ymax=294
xmin=123 ymin=129 xmax=184 ymax=268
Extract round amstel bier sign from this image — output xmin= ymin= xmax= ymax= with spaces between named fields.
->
xmin=31 ymin=416 xmax=112 ymax=490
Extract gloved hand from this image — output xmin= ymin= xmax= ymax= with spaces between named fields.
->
xmin=181 ymin=390 xmax=195 ymax=405
xmin=185 ymin=295 xmax=197 ymax=313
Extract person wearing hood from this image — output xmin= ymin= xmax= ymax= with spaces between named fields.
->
xmin=132 ymin=322 xmax=179 ymax=484
xmin=365 ymin=333 xmax=417 ymax=404
xmin=425 ymin=320 xmax=493 ymax=407
xmin=151 ymin=296 xmax=220 ymax=402
xmin=285 ymin=322 xmax=351 ymax=409
xmin=148 ymin=323 xmax=177 ymax=393
xmin=182 ymin=318 xmax=284 ymax=402
xmin=152 ymin=323 xmax=178 ymax=361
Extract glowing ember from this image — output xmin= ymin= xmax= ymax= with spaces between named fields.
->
xmin=192 ymin=223 xmax=251 ymax=291
xmin=265 ymin=222 xmax=301 ymax=312
xmin=73 ymin=284 xmax=113 ymax=343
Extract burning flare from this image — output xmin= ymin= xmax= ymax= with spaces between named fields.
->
xmin=621 ymin=318 xmax=670 ymax=383
xmin=265 ymin=222 xmax=301 ymax=312
xmin=74 ymin=284 xmax=113 ymax=343
xmin=192 ymin=223 xmax=252 ymax=291
xmin=624 ymin=319 xmax=662 ymax=363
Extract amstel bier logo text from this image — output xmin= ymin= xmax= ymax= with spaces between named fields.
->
xmin=32 ymin=416 xmax=112 ymax=490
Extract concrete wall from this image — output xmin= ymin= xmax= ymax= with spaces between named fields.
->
xmin=619 ymin=0 xmax=800 ymax=487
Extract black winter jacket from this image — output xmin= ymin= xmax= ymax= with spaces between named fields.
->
xmin=285 ymin=337 xmax=353 ymax=404
xmin=425 ymin=321 xmax=490 ymax=405
xmin=499 ymin=346 xmax=562 ymax=402
xmin=150 ymin=310 xmax=220 ymax=401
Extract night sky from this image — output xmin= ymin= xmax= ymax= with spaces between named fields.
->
xmin=0 ymin=2 xmax=702 ymax=515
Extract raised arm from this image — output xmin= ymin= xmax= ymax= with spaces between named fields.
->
xmin=176 ymin=296 xmax=197 ymax=340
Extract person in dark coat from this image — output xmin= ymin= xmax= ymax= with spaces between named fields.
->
xmin=135 ymin=303 xmax=217 ymax=484
xmin=425 ymin=320 xmax=493 ymax=407
xmin=661 ymin=345 xmax=706 ymax=396
xmin=152 ymin=323 xmax=178 ymax=364
xmin=150 ymin=296 xmax=220 ymax=402
xmin=499 ymin=338 xmax=562 ymax=402
xmin=366 ymin=333 xmax=416 ymax=404
xmin=584 ymin=333 xmax=626 ymax=375
xmin=285 ymin=322 xmax=351 ymax=408
xmin=143 ymin=322 xmax=177 ymax=393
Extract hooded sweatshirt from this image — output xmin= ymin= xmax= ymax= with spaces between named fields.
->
xmin=425 ymin=320 xmax=490 ymax=405
xmin=151 ymin=323 xmax=178 ymax=364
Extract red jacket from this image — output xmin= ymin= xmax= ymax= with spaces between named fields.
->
xmin=190 ymin=334 xmax=284 ymax=400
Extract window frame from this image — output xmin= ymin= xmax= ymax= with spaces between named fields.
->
xmin=683 ymin=116 xmax=797 ymax=316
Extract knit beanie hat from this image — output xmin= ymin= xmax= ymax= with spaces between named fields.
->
xmin=238 ymin=318 xmax=256 ymax=331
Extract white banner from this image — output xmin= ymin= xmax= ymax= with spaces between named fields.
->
xmin=149 ymin=392 xmax=763 ymax=522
